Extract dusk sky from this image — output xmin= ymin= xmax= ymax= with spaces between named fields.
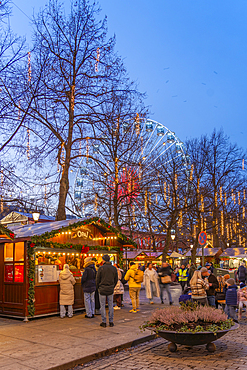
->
xmin=10 ymin=0 xmax=247 ymax=150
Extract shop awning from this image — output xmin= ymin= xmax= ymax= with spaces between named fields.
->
xmin=185 ymin=247 xmax=221 ymax=257
xmin=170 ymin=251 xmax=184 ymax=258
xmin=123 ymin=250 xmax=163 ymax=259
xmin=219 ymin=248 xmax=247 ymax=258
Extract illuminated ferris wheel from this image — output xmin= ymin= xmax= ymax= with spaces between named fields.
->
xmin=73 ymin=119 xmax=190 ymax=228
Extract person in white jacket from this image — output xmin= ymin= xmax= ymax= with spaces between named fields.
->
xmin=143 ymin=263 xmax=160 ymax=304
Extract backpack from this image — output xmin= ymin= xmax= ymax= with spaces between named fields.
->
xmin=133 ymin=269 xmax=143 ymax=283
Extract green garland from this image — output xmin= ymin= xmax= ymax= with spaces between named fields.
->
xmin=0 ymin=224 xmax=15 ymax=239
xmin=27 ymin=242 xmax=35 ymax=316
xmin=30 ymin=217 xmax=137 ymax=248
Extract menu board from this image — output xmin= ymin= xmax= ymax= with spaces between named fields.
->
xmin=38 ymin=265 xmax=58 ymax=283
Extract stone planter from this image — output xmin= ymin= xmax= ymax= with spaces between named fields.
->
xmin=147 ymin=323 xmax=239 ymax=352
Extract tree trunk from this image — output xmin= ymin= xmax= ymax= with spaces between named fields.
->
xmin=56 ymin=163 xmax=69 ymax=220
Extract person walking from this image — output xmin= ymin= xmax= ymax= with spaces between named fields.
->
xmin=143 ymin=263 xmax=160 ymax=304
xmin=237 ymin=262 xmax=247 ymax=284
xmin=96 ymin=254 xmax=118 ymax=327
xmin=113 ymin=264 xmax=125 ymax=310
xmin=81 ymin=257 xmax=96 ymax=318
xmin=158 ymin=262 xmax=173 ymax=305
xmin=124 ymin=262 xmax=143 ymax=313
xmin=177 ymin=264 xmax=188 ymax=291
xmin=224 ymin=278 xmax=238 ymax=322
xmin=205 ymin=264 xmax=219 ymax=307
xmin=190 ymin=268 xmax=209 ymax=305
xmin=59 ymin=264 xmax=76 ymax=318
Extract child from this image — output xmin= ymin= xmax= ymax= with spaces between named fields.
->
xmin=224 ymin=278 xmax=238 ymax=323
xmin=237 ymin=282 xmax=247 ymax=320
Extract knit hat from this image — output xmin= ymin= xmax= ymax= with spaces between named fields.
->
xmin=223 ymin=274 xmax=230 ymax=280
xmin=227 ymin=278 xmax=235 ymax=285
xmin=84 ymin=257 xmax=92 ymax=264
xmin=102 ymin=254 xmax=110 ymax=262
xmin=240 ymin=282 xmax=246 ymax=289
xmin=205 ymin=262 xmax=210 ymax=267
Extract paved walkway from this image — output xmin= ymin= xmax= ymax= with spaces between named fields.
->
xmin=72 ymin=319 xmax=247 ymax=370
xmin=0 ymin=286 xmax=181 ymax=370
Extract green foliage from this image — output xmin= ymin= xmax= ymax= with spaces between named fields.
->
xmin=0 ymin=224 xmax=14 ymax=239
xmin=27 ymin=242 xmax=35 ymax=316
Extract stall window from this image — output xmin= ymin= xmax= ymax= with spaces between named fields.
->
xmin=14 ymin=264 xmax=24 ymax=283
xmin=4 ymin=242 xmax=25 ymax=283
xmin=15 ymin=242 xmax=24 ymax=261
xmin=4 ymin=243 xmax=13 ymax=261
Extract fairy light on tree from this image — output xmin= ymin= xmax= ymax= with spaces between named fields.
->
xmin=95 ymin=47 xmax=100 ymax=72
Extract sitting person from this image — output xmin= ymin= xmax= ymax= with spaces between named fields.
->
xmin=238 ymin=282 xmax=247 ymax=320
xmin=215 ymin=274 xmax=229 ymax=309
xmin=179 ymin=286 xmax=192 ymax=304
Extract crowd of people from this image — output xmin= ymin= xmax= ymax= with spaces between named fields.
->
xmin=58 ymin=256 xmax=247 ymax=326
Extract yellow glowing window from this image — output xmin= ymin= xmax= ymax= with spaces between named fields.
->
xmin=15 ymin=242 xmax=24 ymax=261
xmin=4 ymin=243 xmax=13 ymax=261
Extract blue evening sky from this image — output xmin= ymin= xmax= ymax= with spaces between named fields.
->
xmin=10 ymin=0 xmax=247 ymax=150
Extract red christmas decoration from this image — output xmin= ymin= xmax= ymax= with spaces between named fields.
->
xmin=98 ymin=219 xmax=101 ymax=222
xmin=59 ymin=230 xmax=61 ymax=232
xmin=9 ymin=233 xmax=14 ymax=239
xmin=30 ymin=243 xmax=35 ymax=248
xmin=70 ymin=245 xmax=72 ymax=248
xmin=30 ymin=278 xmax=33 ymax=281
xmin=85 ymin=246 xmax=89 ymax=253
xmin=120 ymin=247 xmax=123 ymax=251
xmin=108 ymin=225 xmax=110 ymax=228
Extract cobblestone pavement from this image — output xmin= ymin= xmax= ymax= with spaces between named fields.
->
xmin=71 ymin=319 xmax=247 ymax=370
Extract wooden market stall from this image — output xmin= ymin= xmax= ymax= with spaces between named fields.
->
xmin=0 ymin=218 xmax=136 ymax=320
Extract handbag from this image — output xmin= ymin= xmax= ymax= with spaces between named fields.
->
xmin=161 ymin=275 xmax=172 ymax=284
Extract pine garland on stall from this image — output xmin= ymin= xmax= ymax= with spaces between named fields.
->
xmin=27 ymin=242 xmax=35 ymax=316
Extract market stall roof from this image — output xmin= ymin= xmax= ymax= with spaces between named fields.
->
xmin=185 ymin=248 xmax=221 ymax=257
xmin=170 ymin=251 xmax=184 ymax=258
xmin=123 ymin=250 xmax=163 ymax=259
xmin=0 ymin=211 xmax=54 ymax=225
xmin=220 ymin=248 xmax=247 ymax=258
xmin=6 ymin=217 xmax=137 ymax=248
xmin=8 ymin=219 xmax=83 ymax=238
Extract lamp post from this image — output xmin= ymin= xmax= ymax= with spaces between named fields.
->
xmin=32 ymin=211 xmax=40 ymax=223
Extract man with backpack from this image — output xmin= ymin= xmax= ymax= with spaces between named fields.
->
xmin=124 ymin=262 xmax=144 ymax=313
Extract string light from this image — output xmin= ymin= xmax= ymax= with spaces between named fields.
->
xmin=95 ymin=47 xmax=100 ymax=72
xmin=86 ymin=137 xmax=89 ymax=160
xmin=79 ymin=139 xmax=82 ymax=156
xmin=220 ymin=187 xmax=223 ymax=202
xmin=28 ymin=51 xmax=31 ymax=83
xmin=190 ymin=164 xmax=194 ymax=182
xmin=201 ymin=194 xmax=204 ymax=212
xmin=44 ymin=178 xmax=47 ymax=206
xmin=238 ymin=191 xmax=241 ymax=205
xmin=175 ymin=174 xmax=177 ymax=190
xmin=115 ymin=157 xmax=118 ymax=184
xmin=135 ymin=113 xmax=140 ymax=136
xmin=243 ymin=206 xmax=245 ymax=219
xmin=155 ymin=194 xmax=158 ymax=204
xmin=224 ymin=192 xmax=227 ymax=206
xmin=94 ymin=194 xmax=98 ymax=212
xmin=145 ymin=190 xmax=147 ymax=215
xmin=0 ymin=168 xmax=3 ymax=213
xmin=27 ymin=126 xmax=30 ymax=160
xmin=164 ymin=182 xmax=166 ymax=200
xmin=242 ymin=159 xmax=245 ymax=170
xmin=244 ymin=189 xmax=246 ymax=200
xmin=214 ymin=192 xmax=217 ymax=207
xmin=221 ymin=211 xmax=224 ymax=236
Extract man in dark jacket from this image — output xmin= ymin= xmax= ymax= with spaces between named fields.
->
xmin=203 ymin=265 xmax=219 ymax=307
xmin=96 ymin=254 xmax=118 ymax=327
xmin=158 ymin=262 xmax=173 ymax=305
xmin=81 ymin=257 xmax=96 ymax=318
xmin=237 ymin=263 xmax=247 ymax=284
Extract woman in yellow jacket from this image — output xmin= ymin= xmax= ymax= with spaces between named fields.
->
xmin=124 ymin=262 xmax=143 ymax=313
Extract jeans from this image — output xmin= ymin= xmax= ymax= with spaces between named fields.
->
xmin=207 ymin=295 xmax=216 ymax=307
xmin=160 ymin=283 xmax=173 ymax=303
xmin=84 ymin=292 xmax=95 ymax=317
xmin=179 ymin=281 xmax=186 ymax=291
xmin=225 ymin=305 xmax=237 ymax=321
xmin=60 ymin=305 xmax=73 ymax=318
xmin=129 ymin=287 xmax=141 ymax=310
xmin=99 ymin=293 xmax=114 ymax=323
xmin=149 ymin=281 xmax=156 ymax=302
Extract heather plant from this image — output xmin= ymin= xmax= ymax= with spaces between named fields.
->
xmin=141 ymin=304 xmax=233 ymax=333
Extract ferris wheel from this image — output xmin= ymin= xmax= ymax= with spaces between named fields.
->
xmin=72 ymin=119 xmax=190 ymax=229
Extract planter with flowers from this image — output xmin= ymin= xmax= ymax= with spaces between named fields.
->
xmin=141 ymin=303 xmax=238 ymax=352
